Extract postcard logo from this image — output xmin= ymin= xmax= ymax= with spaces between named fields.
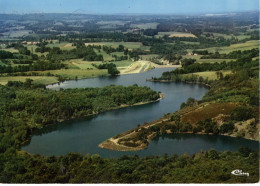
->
xmin=231 ymin=169 xmax=249 ymax=176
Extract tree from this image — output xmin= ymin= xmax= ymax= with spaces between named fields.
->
xmin=230 ymin=106 xmax=255 ymax=121
xmin=108 ymin=66 xmax=120 ymax=76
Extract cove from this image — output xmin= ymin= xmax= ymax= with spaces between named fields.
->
xmin=21 ymin=68 xmax=258 ymax=157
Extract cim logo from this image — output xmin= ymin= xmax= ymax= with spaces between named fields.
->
xmin=231 ymin=169 xmax=249 ymax=176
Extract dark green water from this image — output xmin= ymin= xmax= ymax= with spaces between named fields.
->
xmin=21 ymin=68 xmax=259 ymax=157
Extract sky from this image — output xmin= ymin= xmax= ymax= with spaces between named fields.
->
xmin=0 ymin=0 xmax=258 ymax=15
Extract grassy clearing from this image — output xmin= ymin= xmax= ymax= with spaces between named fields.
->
xmin=47 ymin=42 xmax=76 ymax=50
xmin=182 ymin=70 xmax=232 ymax=81
xmin=25 ymin=42 xmax=75 ymax=55
xmin=198 ymin=59 xmax=234 ymax=63
xmin=202 ymin=32 xmax=251 ymax=41
xmin=0 ymin=61 xmax=6 ymax=65
xmin=235 ymin=34 xmax=251 ymax=41
xmin=156 ymin=32 xmax=197 ymax=38
xmin=181 ymin=103 xmax=237 ymax=125
xmin=0 ymin=76 xmax=58 ymax=85
xmin=110 ymin=52 xmax=125 ymax=56
xmin=192 ymin=40 xmax=259 ymax=54
xmin=181 ymin=41 xmax=200 ymax=45
xmin=65 ymin=58 xmax=133 ymax=70
xmin=36 ymin=69 xmax=108 ymax=79
xmin=202 ymin=32 xmax=233 ymax=39
xmin=94 ymin=49 xmax=114 ymax=61
xmin=1 ymin=30 xmax=31 ymax=38
xmin=112 ymin=60 xmax=133 ymax=67
xmin=182 ymin=55 xmax=233 ymax=63
xmin=140 ymin=54 xmax=159 ymax=60
xmin=86 ymin=42 xmax=143 ymax=49
xmin=1 ymin=48 xmax=19 ymax=53
xmin=64 ymin=59 xmax=98 ymax=69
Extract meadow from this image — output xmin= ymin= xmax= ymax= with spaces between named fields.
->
xmin=35 ymin=68 xmax=108 ymax=79
xmin=156 ymin=32 xmax=197 ymax=38
xmin=190 ymin=40 xmax=259 ymax=54
xmin=0 ymin=76 xmax=58 ymax=85
xmin=181 ymin=70 xmax=232 ymax=81
xmin=182 ymin=55 xmax=234 ymax=63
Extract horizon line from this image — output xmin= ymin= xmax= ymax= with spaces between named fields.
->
xmin=0 ymin=10 xmax=259 ymax=16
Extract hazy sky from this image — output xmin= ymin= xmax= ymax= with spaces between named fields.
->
xmin=0 ymin=0 xmax=258 ymax=14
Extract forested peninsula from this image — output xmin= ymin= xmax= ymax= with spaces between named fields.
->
xmin=0 ymin=81 xmax=160 ymax=152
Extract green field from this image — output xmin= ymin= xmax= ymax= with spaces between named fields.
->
xmin=93 ymin=49 xmax=114 ymax=61
xmin=182 ymin=70 xmax=232 ymax=80
xmin=156 ymin=32 xmax=197 ymax=38
xmin=86 ymin=42 xmax=145 ymax=50
xmin=2 ymin=48 xmax=19 ymax=53
xmin=182 ymin=55 xmax=234 ymax=63
xmin=191 ymin=40 xmax=259 ymax=54
xmin=110 ymin=52 xmax=125 ymax=56
xmin=0 ymin=76 xmax=58 ymax=85
xmin=63 ymin=59 xmax=98 ymax=69
xmin=1 ymin=30 xmax=32 ymax=38
xmin=112 ymin=60 xmax=133 ymax=67
xmin=140 ymin=54 xmax=159 ymax=60
xmin=181 ymin=41 xmax=200 ymax=45
xmin=0 ymin=61 xmax=6 ymax=65
xmin=46 ymin=42 xmax=76 ymax=50
xmin=235 ymin=34 xmax=251 ymax=41
xmin=35 ymin=69 xmax=108 ymax=79
xmin=66 ymin=58 xmax=133 ymax=69
xmin=202 ymin=32 xmax=251 ymax=41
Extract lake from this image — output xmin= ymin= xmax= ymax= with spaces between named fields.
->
xmin=22 ymin=68 xmax=259 ymax=157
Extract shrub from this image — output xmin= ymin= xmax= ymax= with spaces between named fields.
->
xmin=230 ymin=106 xmax=255 ymax=121
xmin=219 ymin=121 xmax=234 ymax=134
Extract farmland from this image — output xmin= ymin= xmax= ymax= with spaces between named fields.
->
xmin=156 ymin=31 xmax=197 ymax=38
xmin=0 ymin=76 xmax=58 ymax=85
xmin=192 ymin=40 xmax=259 ymax=54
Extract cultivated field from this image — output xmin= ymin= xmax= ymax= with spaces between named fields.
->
xmin=191 ymin=40 xmax=259 ymax=54
xmin=182 ymin=55 xmax=234 ymax=63
xmin=156 ymin=32 xmax=197 ymax=38
xmin=182 ymin=70 xmax=232 ymax=81
xmin=85 ymin=42 xmax=147 ymax=50
xmin=0 ymin=76 xmax=58 ymax=85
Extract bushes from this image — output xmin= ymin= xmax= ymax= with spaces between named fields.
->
xmin=195 ymin=119 xmax=219 ymax=134
xmin=180 ymin=97 xmax=197 ymax=109
xmin=92 ymin=63 xmax=120 ymax=76
xmin=230 ymin=106 xmax=255 ymax=121
xmin=219 ymin=121 xmax=234 ymax=134
xmin=1 ymin=149 xmax=259 ymax=183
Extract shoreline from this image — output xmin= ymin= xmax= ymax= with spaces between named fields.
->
xmin=147 ymin=79 xmax=212 ymax=88
xmin=33 ymin=92 xmax=165 ymax=129
xmin=21 ymin=93 xmax=165 ymax=148
xmin=99 ymin=125 xmax=259 ymax=152
xmin=46 ymin=64 xmax=178 ymax=87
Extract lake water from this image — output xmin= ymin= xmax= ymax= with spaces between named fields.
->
xmin=22 ymin=68 xmax=259 ymax=157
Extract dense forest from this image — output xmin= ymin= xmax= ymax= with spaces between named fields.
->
xmin=0 ymin=82 xmax=159 ymax=153
xmin=0 ymin=148 xmax=258 ymax=183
